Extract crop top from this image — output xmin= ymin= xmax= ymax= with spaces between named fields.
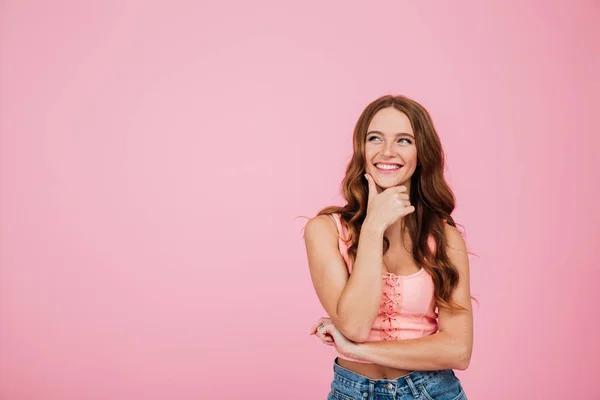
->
xmin=328 ymin=212 xmax=438 ymax=364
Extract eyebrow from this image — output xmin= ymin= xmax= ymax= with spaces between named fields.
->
xmin=367 ymin=130 xmax=415 ymax=139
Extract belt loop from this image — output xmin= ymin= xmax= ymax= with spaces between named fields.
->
xmin=404 ymin=375 xmax=420 ymax=398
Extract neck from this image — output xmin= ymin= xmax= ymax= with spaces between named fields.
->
xmin=376 ymin=181 xmax=412 ymax=195
xmin=385 ymin=218 xmax=407 ymax=242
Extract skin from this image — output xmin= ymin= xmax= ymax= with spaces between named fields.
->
xmin=306 ymin=107 xmax=473 ymax=379
xmin=363 ymin=107 xmax=419 ymax=244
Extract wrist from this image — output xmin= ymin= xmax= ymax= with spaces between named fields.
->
xmin=362 ymin=219 xmax=385 ymax=237
xmin=346 ymin=341 xmax=367 ymax=361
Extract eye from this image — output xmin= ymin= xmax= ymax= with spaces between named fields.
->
xmin=367 ymin=136 xmax=381 ymax=142
xmin=398 ymin=138 xmax=412 ymax=144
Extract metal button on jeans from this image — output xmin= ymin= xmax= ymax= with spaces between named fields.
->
xmin=362 ymin=392 xmax=368 ymax=397
xmin=386 ymin=383 xmax=393 ymax=389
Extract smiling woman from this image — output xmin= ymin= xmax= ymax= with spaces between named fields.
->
xmin=303 ymin=95 xmax=473 ymax=400
xmin=365 ymin=108 xmax=418 ymax=183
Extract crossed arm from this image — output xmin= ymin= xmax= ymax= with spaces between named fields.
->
xmin=305 ymin=217 xmax=473 ymax=371
xmin=352 ymin=225 xmax=473 ymax=370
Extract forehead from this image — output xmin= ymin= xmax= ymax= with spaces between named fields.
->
xmin=367 ymin=107 xmax=413 ymax=134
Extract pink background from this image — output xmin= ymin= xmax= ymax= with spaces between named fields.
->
xmin=1 ymin=1 xmax=599 ymax=399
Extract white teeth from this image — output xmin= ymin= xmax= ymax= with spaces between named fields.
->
xmin=376 ymin=164 xmax=400 ymax=170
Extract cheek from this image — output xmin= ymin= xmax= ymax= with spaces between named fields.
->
xmin=363 ymin=149 xmax=376 ymax=164
xmin=402 ymin=148 xmax=418 ymax=164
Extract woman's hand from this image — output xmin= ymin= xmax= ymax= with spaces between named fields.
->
xmin=309 ymin=317 xmax=334 ymax=345
xmin=309 ymin=317 xmax=357 ymax=358
xmin=363 ymin=173 xmax=415 ymax=233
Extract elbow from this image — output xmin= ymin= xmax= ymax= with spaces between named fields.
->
xmin=348 ymin=330 xmax=370 ymax=343
xmin=337 ymin=324 xmax=371 ymax=343
xmin=454 ymin=358 xmax=470 ymax=371
xmin=334 ymin=309 xmax=373 ymax=343
xmin=443 ymin=332 xmax=471 ymax=371
xmin=453 ymin=347 xmax=472 ymax=371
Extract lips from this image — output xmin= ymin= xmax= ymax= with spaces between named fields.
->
xmin=374 ymin=163 xmax=402 ymax=172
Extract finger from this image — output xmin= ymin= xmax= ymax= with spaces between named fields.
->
xmin=396 ymin=198 xmax=411 ymax=207
xmin=390 ymin=185 xmax=407 ymax=193
xmin=314 ymin=330 xmax=334 ymax=345
xmin=316 ymin=332 xmax=335 ymax=346
xmin=321 ymin=337 xmax=335 ymax=346
xmin=322 ymin=325 xmax=344 ymax=344
xmin=403 ymin=205 xmax=416 ymax=215
xmin=309 ymin=321 xmax=322 ymax=334
xmin=310 ymin=318 xmax=331 ymax=335
xmin=316 ymin=331 xmax=334 ymax=342
xmin=395 ymin=196 xmax=412 ymax=207
xmin=364 ymin=173 xmax=378 ymax=203
xmin=397 ymin=193 xmax=410 ymax=201
xmin=309 ymin=317 xmax=331 ymax=334
xmin=321 ymin=323 xmax=335 ymax=337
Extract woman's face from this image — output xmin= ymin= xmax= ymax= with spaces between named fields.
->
xmin=364 ymin=107 xmax=418 ymax=193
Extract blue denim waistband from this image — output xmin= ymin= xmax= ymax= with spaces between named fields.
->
xmin=333 ymin=357 xmax=455 ymax=398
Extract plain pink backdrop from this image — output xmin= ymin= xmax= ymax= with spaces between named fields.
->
xmin=1 ymin=1 xmax=599 ymax=399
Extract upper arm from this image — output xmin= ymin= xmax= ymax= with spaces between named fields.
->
xmin=437 ymin=223 xmax=474 ymax=369
xmin=303 ymin=215 xmax=350 ymax=326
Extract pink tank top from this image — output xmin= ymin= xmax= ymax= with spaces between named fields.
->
xmin=329 ymin=213 xmax=438 ymax=364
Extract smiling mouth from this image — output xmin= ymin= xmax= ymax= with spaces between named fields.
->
xmin=375 ymin=163 xmax=402 ymax=172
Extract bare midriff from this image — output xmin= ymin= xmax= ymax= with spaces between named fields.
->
xmin=336 ymin=358 xmax=414 ymax=380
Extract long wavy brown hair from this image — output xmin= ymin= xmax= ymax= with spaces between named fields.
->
xmin=314 ymin=94 xmax=472 ymax=312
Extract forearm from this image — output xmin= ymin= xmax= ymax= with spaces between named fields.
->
xmin=336 ymin=223 xmax=385 ymax=342
xmin=349 ymin=332 xmax=470 ymax=371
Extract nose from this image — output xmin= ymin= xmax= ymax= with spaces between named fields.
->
xmin=383 ymin=141 xmax=395 ymax=157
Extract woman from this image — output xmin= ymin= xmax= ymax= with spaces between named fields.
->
xmin=303 ymin=95 xmax=473 ymax=400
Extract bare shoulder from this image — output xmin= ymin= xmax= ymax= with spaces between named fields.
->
xmin=443 ymin=222 xmax=467 ymax=253
xmin=442 ymin=221 xmax=470 ymax=283
xmin=303 ymin=214 xmax=338 ymax=243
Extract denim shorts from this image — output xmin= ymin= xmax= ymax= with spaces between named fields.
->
xmin=328 ymin=357 xmax=467 ymax=400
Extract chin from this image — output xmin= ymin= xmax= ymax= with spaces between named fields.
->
xmin=373 ymin=175 xmax=403 ymax=185
xmin=375 ymin=182 xmax=401 ymax=190
xmin=376 ymin=176 xmax=412 ymax=189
